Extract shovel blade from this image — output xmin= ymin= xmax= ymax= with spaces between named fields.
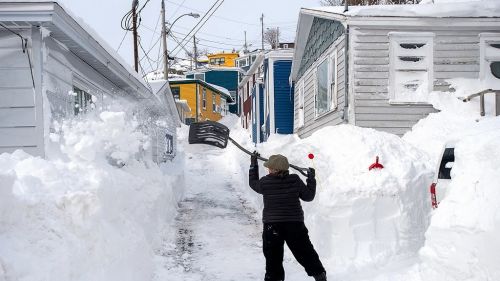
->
xmin=188 ymin=121 xmax=230 ymax=149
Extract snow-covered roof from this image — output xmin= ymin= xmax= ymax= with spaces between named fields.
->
xmin=175 ymin=99 xmax=191 ymax=112
xmin=0 ymin=1 xmax=152 ymax=99
xmin=304 ymin=0 xmax=500 ymax=17
xmin=306 ymin=1 xmax=500 ymax=18
xmin=291 ymin=0 xmax=500 ymax=81
xmin=207 ymin=83 xmax=232 ymax=98
xmin=238 ymin=53 xmax=265 ymax=88
xmin=186 ymin=66 xmax=245 ymax=75
xmin=168 ymin=78 xmax=234 ymax=102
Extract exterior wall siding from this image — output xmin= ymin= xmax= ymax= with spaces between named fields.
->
xmin=351 ymin=26 xmax=500 ymax=136
xmin=273 ymin=60 xmax=294 ymax=134
xmin=205 ymin=71 xmax=239 ymax=114
xmin=297 ymin=18 xmax=345 ymax=80
xmin=172 ymin=82 xmax=225 ymax=122
xmin=295 ymin=35 xmax=347 ymax=138
xmin=0 ymin=29 xmax=40 ymax=155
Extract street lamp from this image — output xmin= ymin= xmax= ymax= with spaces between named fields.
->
xmin=168 ymin=13 xmax=200 ymax=35
xmin=162 ymin=7 xmax=200 ymax=80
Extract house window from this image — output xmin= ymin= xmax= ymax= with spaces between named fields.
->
xmin=194 ymin=73 xmax=205 ymax=81
xmin=296 ymin=80 xmax=305 ymax=128
xmin=202 ymin=88 xmax=207 ymax=109
xmin=315 ymin=58 xmax=330 ymax=116
xmin=212 ymin=93 xmax=217 ymax=112
xmin=210 ymin=57 xmax=225 ymax=65
xmin=221 ymin=99 xmax=227 ymax=116
xmin=164 ymin=134 xmax=174 ymax=155
xmin=480 ymin=33 xmax=500 ymax=87
xmin=491 ymin=62 xmax=500 ymax=79
xmin=171 ymin=87 xmax=180 ymax=99
xmin=389 ymin=32 xmax=434 ymax=103
xmin=73 ymin=87 xmax=94 ymax=115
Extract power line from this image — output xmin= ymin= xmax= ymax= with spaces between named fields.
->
xmin=141 ymin=23 xmax=244 ymax=48
xmin=171 ymin=0 xmax=226 ymax=57
xmin=170 ymin=0 xmax=224 ymax=56
xmin=166 ymin=0 xmax=296 ymax=27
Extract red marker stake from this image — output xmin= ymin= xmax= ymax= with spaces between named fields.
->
xmin=307 ymin=152 xmax=323 ymax=189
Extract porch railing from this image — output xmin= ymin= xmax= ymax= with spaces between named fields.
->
xmin=460 ymin=89 xmax=500 ymax=117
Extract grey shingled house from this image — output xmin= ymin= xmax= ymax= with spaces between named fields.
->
xmin=291 ymin=1 xmax=500 ymax=137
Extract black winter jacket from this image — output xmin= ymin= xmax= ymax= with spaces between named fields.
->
xmin=248 ymin=165 xmax=316 ymax=223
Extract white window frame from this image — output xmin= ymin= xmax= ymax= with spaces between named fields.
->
xmin=330 ymin=48 xmax=339 ymax=111
xmin=296 ymin=80 xmax=305 ymax=128
xmin=480 ymin=33 xmax=500 ymax=87
xmin=314 ymin=48 xmax=339 ymax=118
xmin=202 ymin=88 xmax=207 ymax=110
xmin=194 ymin=73 xmax=205 ymax=81
xmin=315 ymin=56 xmax=330 ymax=117
xmin=212 ymin=93 xmax=216 ymax=112
xmin=388 ymin=32 xmax=434 ymax=104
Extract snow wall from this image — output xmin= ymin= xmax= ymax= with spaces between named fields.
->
xmin=224 ymin=78 xmax=500 ymax=280
xmin=0 ymin=110 xmax=184 ymax=281
xmin=404 ymin=79 xmax=500 ymax=281
xmin=222 ymin=116 xmax=434 ymax=276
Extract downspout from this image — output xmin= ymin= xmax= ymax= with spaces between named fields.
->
xmin=344 ymin=2 xmax=350 ymax=123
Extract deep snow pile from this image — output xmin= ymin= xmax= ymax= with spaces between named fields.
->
xmin=222 ymin=116 xmax=435 ymax=277
xmin=403 ymin=79 xmax=500 ymax=280
xmin=223 ymin=78 xmax=500 ymax=280
xmin=0 ymin=111 xmax=183 ymax=281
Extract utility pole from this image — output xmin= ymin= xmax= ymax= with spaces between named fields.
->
xmin=161 ymin=0 xmax=168 ymax=80
xmin=276 ymin=27 xmax=279 ymax=49
xmin=193 ymin=35 xmax=198 ymax=70
xmin=260 ymin=14 xmax=264 ymax=50
xmin=244 ymin=31 xmax=248 ymax=53
xmin=132 ymin=0 xmax=139 ymax=72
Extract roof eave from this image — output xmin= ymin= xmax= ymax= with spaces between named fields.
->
xmin=291 ymin=8 xmax=347 ymax=82
xmin=0 ymin=2 xmax=153 ymax=100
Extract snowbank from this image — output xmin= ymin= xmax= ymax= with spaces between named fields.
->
xmin=225 ymin=75 xmax=500 ymax=280
xmin=419 ymin=131 xmax=500 ymax=280
xmin=0 ymin=111 xmax=183 ymax=281
xmin=402 ymin=79 xmax=500 ymax=280
xmin=223 ymin=115 xmax=434 ymax=276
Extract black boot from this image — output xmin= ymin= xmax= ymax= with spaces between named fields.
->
xmin=313 ymin=272 xmax=327 ymax=281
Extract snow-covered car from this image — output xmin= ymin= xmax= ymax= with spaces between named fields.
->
xmin=430 ymin=142 xmax=455 ymax=208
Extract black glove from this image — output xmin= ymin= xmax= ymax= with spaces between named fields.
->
xmin=250 ymin=151 xmax=260 ymax=167
xmin=307 ymin=168 xmax=315 ymax=180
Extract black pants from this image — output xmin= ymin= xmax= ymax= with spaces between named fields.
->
xmin=262 ymin=221 xmax=325 ymax=281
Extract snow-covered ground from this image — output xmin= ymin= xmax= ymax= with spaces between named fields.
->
xmin=1 ymin=78 xmax=499 ymax=280
xmin=0 ymin=110 xmax=184 ymax=281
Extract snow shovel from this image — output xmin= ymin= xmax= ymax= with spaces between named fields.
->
xmin=188 ymin=121 xmax=310 ymax=176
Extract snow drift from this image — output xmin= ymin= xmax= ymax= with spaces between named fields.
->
xmin=0 ymin=111 xmax=183 ymax=281
xmin=403 ymin=79 xmax=500 ymax=281
xmin=223 ymin=116 xmax=434 ymax=277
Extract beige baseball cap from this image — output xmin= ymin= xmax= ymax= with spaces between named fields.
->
xmin=263 ymin=154 xmax=290 ymax=171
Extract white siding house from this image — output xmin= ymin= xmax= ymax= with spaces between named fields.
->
xmin=291 ymin=1 xmax=500 ymax=137
xmin=0 ymin=1 xmax=180 ymax=162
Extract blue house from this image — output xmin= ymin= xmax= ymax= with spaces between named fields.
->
xmin=238 ymin=50 xmax=295 ymax=143
xmin=262 ymin=50 xmax=295 ymax=141
xmin=186 ymin=67 xmax=243 ymax=115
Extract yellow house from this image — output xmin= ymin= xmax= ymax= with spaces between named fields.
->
xmin=169 ymin=79 xmax=233 ymax=124
xmin=207 ymin=52 xmax=239 ymax=67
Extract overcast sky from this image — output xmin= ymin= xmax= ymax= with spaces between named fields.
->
xmin=57 ymin=0 xmax=321 ymax=72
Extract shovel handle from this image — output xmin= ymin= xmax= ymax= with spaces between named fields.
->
xmin=228 ymin=137 xmax=309 ymax=177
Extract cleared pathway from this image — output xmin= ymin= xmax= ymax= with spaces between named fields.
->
xmin=154 ymin=144 xmax=308 ymax=280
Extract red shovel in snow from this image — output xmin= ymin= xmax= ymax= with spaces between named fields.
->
xmin=369 ymin=156 xmax=384 ymax=171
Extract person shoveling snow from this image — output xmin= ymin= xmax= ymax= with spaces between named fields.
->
xmin=249 ymin=153 xmax=327 ymax=281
